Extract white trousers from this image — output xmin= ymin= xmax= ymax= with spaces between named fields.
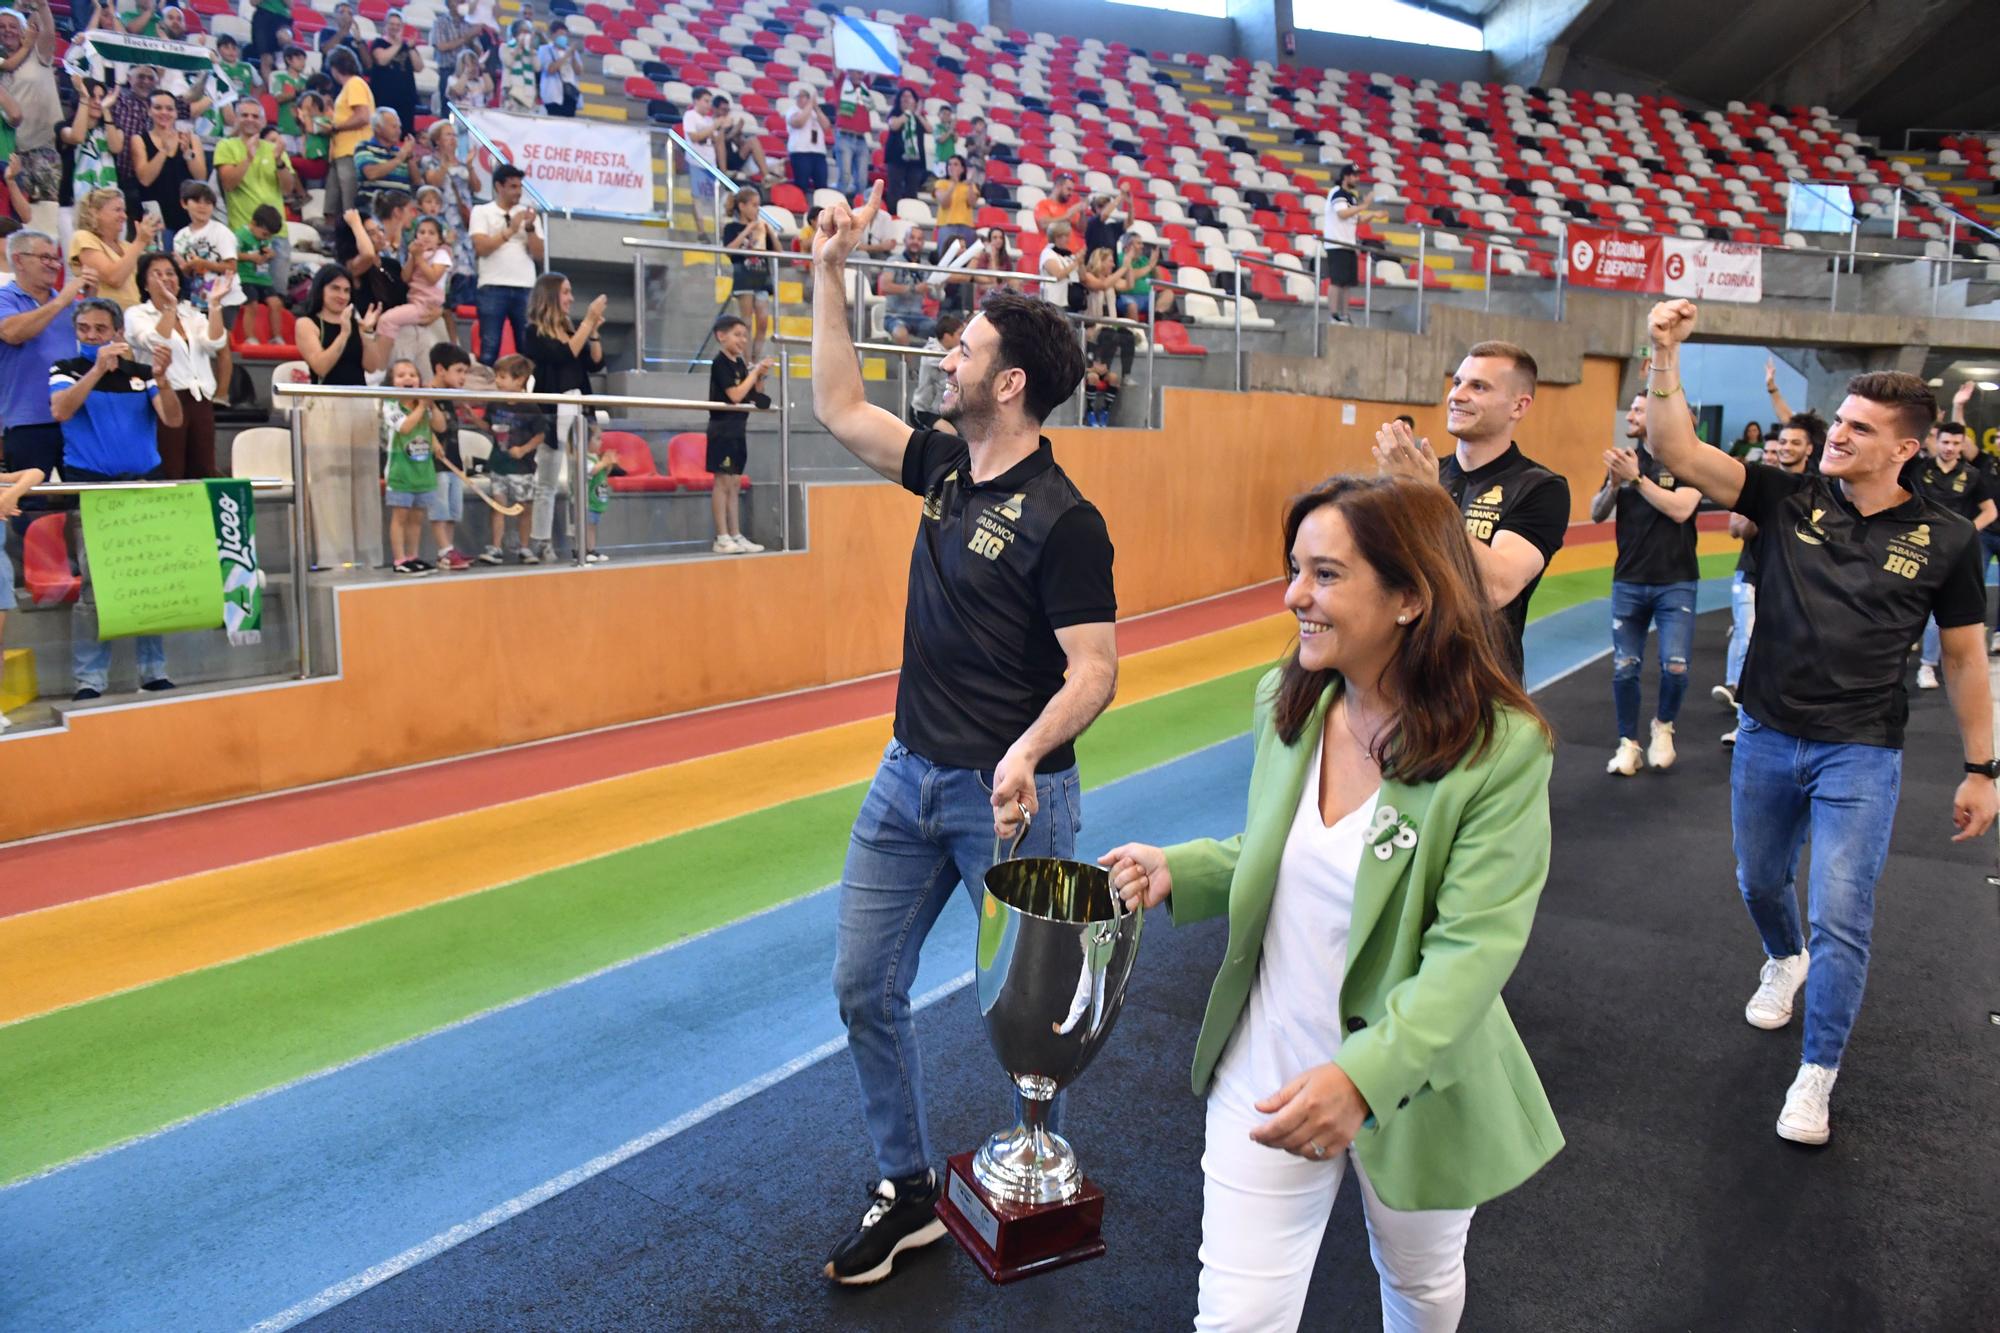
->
xmin=1194 ymin=1095 xmax=1474 ymax=1333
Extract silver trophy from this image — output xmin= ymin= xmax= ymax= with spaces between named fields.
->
xmin=969 ymin=811 xmax=1145 ymax=1205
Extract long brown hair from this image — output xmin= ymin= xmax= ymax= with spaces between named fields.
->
xmin=527 ymin=271 xmax=573 ymax=343
xmin=1272 ymin=475 xmax=1549 ymax=781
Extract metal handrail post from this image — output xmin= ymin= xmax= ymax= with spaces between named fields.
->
xmin=665 ymin=136 xmax=675 ymax=229
xmin=851 ymin=266 xmax=866 ymax=342
xmin=898 ymin=350 xmax=909 ymax=420
xmin=1078 ymin=317 xmax=1089 ymax=425
xmin=1414 ymin=227 xmax=1427 ymax=331
xmin=1311 ymin=248 xmax=1322 ymax=358
xmin=1146 ymin=292 xmax=1157 ymax=430
xmin=1484 ymin=242 xmax=1494 ymax=313
xmin=778 ymin=342 xmax=791 ymax=552
xmin=1555 ymin=221 xmax=1567 ymax=321
xmin=1829 ymin=240 xmax=1840 ymax=311
xmin=289 ymin=403 xmax=309 ymax=679
xmin=1363 ymin=250 xmax=1372 ymax=327
xmin=1232 ymin=265 xmax=1243 ymax=392
xmin=1890 ymin=191 xmax=1900 ymax=241
xmin=571 ymin=401 xmax=588 ymax=567
xmin=633 ymin=251 xmax=646 ymax=368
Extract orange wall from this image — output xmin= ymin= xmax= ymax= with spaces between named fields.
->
xmin=9 ymin=368 xmax=1622 ymax=841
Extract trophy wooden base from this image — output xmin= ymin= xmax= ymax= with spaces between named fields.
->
xmin=934 ymin=1151 xmax=1106 ymax=1284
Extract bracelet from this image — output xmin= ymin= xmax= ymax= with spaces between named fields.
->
xmin=1648 ymin=377 xmax=1680 ymax=398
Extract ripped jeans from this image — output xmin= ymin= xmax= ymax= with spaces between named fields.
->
xmin=1610 ymin=579 xmax=1698 ymax=742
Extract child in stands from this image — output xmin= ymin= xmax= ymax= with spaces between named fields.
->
xmin=478 ymin=352 xmax=544 ymax=563
xmin=426 ymin=342 xmax=474 ymax=570
xmin=583 ymin=415 xmax=617 ymax=564
xmin=0 ymin=465 xmax=46 ymax=733
xmin=907 ymin=309 xmax=963 ymax=430
xmin=706 ymin=314 xmax=772 ymax=555
xmin=377 ymin=214 xmax=451 ymax=339
xmin=381 ymin=357 xmax=443 ymax=575
xmin=234 ymin=204 xmax=288 ymax=334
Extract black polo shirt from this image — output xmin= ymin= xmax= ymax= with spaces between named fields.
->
xmin=1612 ymin=445 xmax=1701 ymax=585
xmin=896 ymin=428 xmax=1116 ymax=772
xmin=1438 ymin=442 xmax=1570 ymax=679
xmin=1911 ymin=458 xmax=1992 ymax=525
xmin=1734 ymin=464 xmax=1985 ymax=749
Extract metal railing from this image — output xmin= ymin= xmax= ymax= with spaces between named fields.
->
xmin=272 ymin=381 xmax=777 ymax=572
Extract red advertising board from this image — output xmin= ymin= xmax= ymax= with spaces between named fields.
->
xmin=1566 ymin=225 xmax=1661 ymax=294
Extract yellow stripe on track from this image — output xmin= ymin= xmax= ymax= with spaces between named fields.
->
xmin=1546 ymin=531 xmax=1735 ymax=575
xmin=0 ymin=614 xmax=1296 ymax=1025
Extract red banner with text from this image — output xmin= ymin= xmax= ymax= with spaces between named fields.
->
xmin=1565 ymin=225 xmax=1763 ymax=303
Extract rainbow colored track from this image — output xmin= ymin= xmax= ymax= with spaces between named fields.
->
xmin=0 ymin=531 xmax=1741 ymax=1330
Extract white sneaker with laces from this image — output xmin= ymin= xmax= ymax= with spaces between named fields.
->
xmin=1745 ymin=950 xmax=1809 ymax=1029
xmin=1776 ymin=1063 xmax=1838 ymax=1146
xmin=1711 ymin=683 xmax=1736 ymax=709
xmin=1990 ymin=629 xmax=2000 ymax=655
xmin=713 ymin=535 xmax=740 ymax=554
xmin=733 ymin=534 xmax=765 ymax=553
xmin=1916 ymin=663 xmax=1940 ymax=690
xmin=1720 ymin=728 xmax=1737 ymax=746
xmin=1606 ymin=737 xmax=1643 ymax=776
xmin=1648 ymin=718 xmax=1677 ymax=770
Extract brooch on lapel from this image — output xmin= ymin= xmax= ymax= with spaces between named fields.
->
xmin=1366 ymin=804 xmax=1418 ymax=861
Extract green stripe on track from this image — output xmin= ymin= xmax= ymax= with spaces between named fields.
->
xmin=0 ymin=665 xmax=1273 ymax=1184
xmin=1527 ymin=552 xmax=1737 ymax=618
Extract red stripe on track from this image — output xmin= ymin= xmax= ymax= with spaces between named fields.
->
xmin=0 ymin=582 xmax=1285 ymax=916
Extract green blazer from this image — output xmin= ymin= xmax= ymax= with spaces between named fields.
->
xmin=1163 ymin=668 xmax=1564 ymax=1212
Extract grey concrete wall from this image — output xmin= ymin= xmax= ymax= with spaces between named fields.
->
xmin=1286 ymin=29 xmax=1491 ymax=83
xmin=1251 ymin=289 xmax=2000 ymax=405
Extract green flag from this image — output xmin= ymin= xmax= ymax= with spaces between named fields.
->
xmin=207 ymin=479 xmax=263 ymax=646
xmin=64 ymin=31 xmax=216 ymax=77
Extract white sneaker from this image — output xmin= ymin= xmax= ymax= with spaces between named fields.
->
xmin=1711 ymin=683 xmax=1736 ymax=709
xmin=1916 ymin=664 xmax=1939 ymax=690
xmin=1606 ymin=737 xmax=1643 ymax=776
xmin=1721 ymin=728 xmax=1737 ymax=746
xmin=1647 ymin=718 xmax=1677 ymax=770
xmin=1745 ymin=950 xmax=1809 ymax=1029
xmin=712 ymin=535 xmax=739 ymax=554
xmin=733 ymin=534 xmax=765 ymax=553
xmin=0 ymin=711 xmax=10 ymax=734
xmin=1989 ymin=629 xmax=1999 ymax=655
xmin=1776 ymin=1063 xmax=1837 ymax=1146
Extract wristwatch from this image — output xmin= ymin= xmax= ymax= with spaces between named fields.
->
xmin=1965 ymin=759 xmax=1999 ymax=779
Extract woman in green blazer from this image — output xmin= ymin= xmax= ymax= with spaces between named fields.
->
xmin=1102 ymin=475 xmax=1564 ymax=1331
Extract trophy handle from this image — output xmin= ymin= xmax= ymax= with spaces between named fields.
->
xmin=991 ymin=800 xmax=1033 ymax=867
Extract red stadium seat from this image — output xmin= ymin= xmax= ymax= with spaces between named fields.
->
xmin=601 ymin=430 xmax=678 ymax=493
xmin=231 ymin=304 xmax=299 ymax=362
xmin=23 ymin=513 xmax=80 ymax=605
xmin=666 ymin=432 xmax=715 ymax=492
xmin=1153 ymin=321 xmax=1206 ymax=356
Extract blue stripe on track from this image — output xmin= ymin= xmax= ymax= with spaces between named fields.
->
xmin=6 ymin=592 xmax=1713 ymax=1330
xmin=2 ymin=739 xmax=1257 ymax=1333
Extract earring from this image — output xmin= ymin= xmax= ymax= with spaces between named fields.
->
xmin=1397 ymin=615 xmax=1409 ymax=624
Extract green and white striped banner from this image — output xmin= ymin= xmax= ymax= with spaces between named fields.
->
xmin=64 ymin=30 xmax=215 ymax=76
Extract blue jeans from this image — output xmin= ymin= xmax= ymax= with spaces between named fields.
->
xmin=1920 ymin=617 xmax=1941 ymax=668
xmin=1610 ymin=580 xmax=1696 ymax=741
xmin=833 ymin=738 xmax=1081 ymax=1180
xmin=834 ymin=131 xmax=870 ymax=195
xmin=475 ymin=284 xmax=532 ymax=365
xmin=72 ymin=518 xmax=167 ymax=693
xmin=1731 ymin=714 xmax=1901 ymax=1067
xmin=1726 ymin=571 xmax=1755 ymax=690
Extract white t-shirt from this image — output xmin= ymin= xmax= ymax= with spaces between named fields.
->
xmin=681 ymin=107 xmax=717 ymax=165
xmin=470 ymin=200 xmax=537 ymax=288
xmin=1322 ymin=188 xmax=1359 ymax=247
xmin=1038 ymin=246 xmax=1072 ymax=305
xmin=173 ymin=220 xmax=244 ymax=309
xmin=785 ymin=104 xmax=826 ymax=156
xmin=1211 ymin=728 xmax=1375 ymax=1115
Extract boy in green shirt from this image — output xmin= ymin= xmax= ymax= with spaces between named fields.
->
xmin=233 ymin=203 xmax=287 ymax=331
xmin=271 ymin=45 xmax=307 ymax=143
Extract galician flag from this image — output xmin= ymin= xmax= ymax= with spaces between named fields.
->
xmin=833 ymin=15 xmax=900 ymax=78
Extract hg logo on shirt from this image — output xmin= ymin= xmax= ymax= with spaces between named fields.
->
xmin=1884 ymin=524 xmax=1931 ymax=580
xmin=1794 ymin=507 xmax=1829 ymax=546
xmin=1463 ymin=485 xmax=1504 ymax=543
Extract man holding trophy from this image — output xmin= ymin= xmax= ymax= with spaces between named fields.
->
xmin=810 ymin=183 xmax=1120 ymax=1286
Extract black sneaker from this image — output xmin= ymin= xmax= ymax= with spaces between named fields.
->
xmin=71 ymin=687 xmax=102 ymax=701
xmin=823 ymin=1170 xmax=945 ymax=1286
xmin=140 ymin=678 xmax=176 ymax=692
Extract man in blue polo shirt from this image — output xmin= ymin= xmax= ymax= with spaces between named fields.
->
xmin=0 ymin=228 xmax=89 ymax=490
xmin=52 ymin=297 xmax=183 ymax=701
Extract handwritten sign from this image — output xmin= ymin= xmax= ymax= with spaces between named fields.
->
xmin=80 ymin=485 xmax=226 ymax=639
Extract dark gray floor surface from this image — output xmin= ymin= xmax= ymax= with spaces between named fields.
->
xmin=310 ymin=614 xmax=2000 ymax=1331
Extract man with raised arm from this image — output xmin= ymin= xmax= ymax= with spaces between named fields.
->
xmin=1644 ymin=298 xmax=1996 ymax=1148
xmin=810 ymin=182 xmax=1119 ymax=1285
xmin=1372 ymin=340 xmax=1570 ymax=679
